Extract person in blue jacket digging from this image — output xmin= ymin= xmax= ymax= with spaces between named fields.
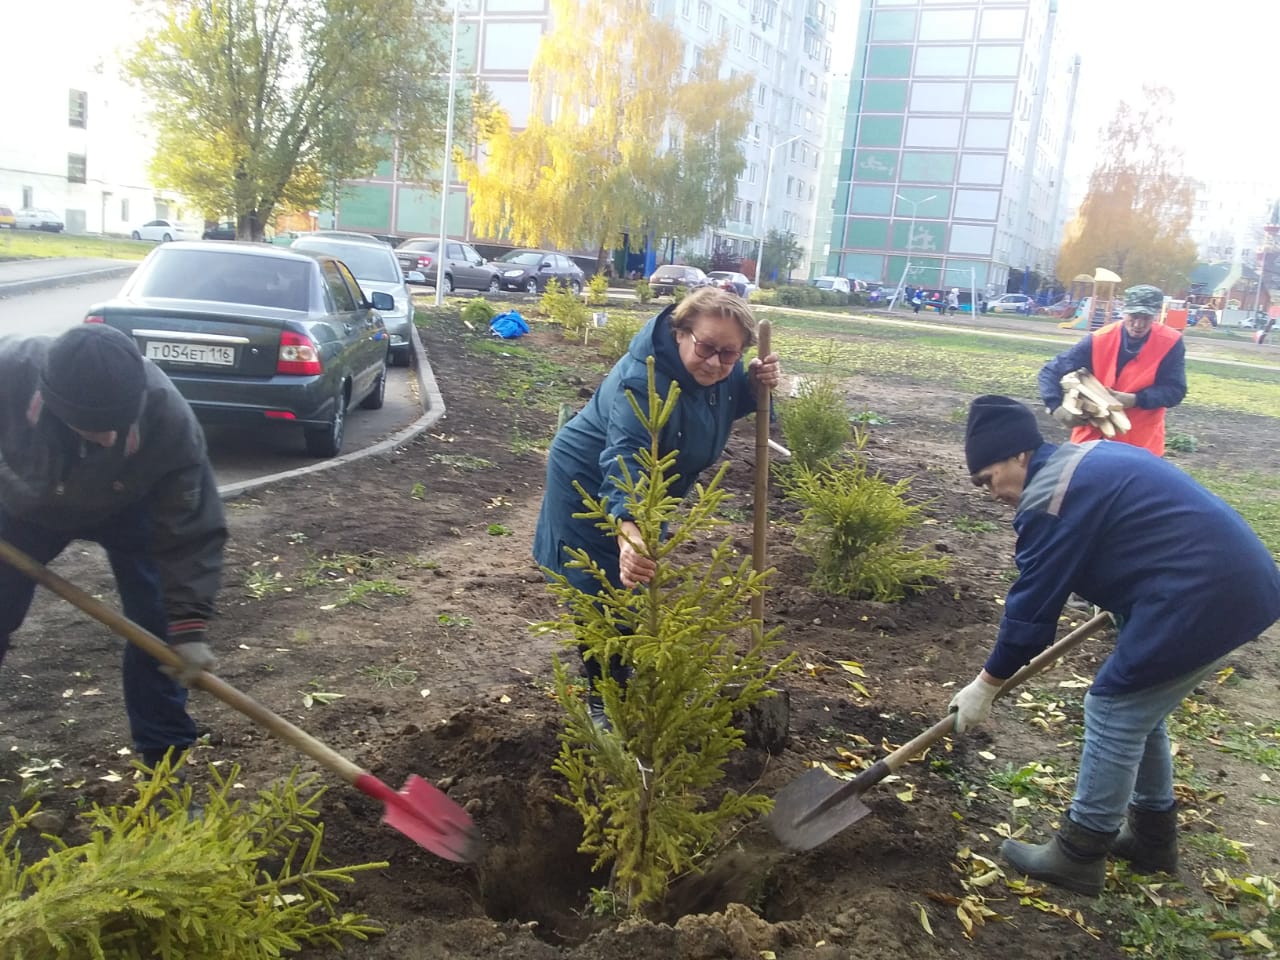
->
xmin=532 ymin=286 xmax=780 ymax=728
xmin=951 ymin=395 xmax=1280 ymax=896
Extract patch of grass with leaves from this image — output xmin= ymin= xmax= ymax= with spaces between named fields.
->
xmin=1186 ymin=467 xmax=1280 ymax=557
xmin=335 ymin=579 xmax=409 ymax=609
xmin=0 ymin=761 xmax=385 ymax=958
xmin=985 ymin=761 xmax=1072 ymax=808
xmin=952 ymin=515 xmax=1000 ymax=533
xmin=298 ymin=551 xmax=389 ymax=589
xmin=243 ymin=565 xmax=288 ymax=600
xmin=429 ymin=453 xmax=496 ymax=472
xmin=357 ymin=663 xmax=420 ymax=688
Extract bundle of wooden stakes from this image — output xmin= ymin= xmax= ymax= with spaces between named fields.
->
xmin=1059 ymin=369 xmax=1131 ymax=438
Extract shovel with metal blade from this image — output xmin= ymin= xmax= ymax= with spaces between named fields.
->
xmin=0 ymin=537 xmax=479 ymax=863
xmin=766 ymin=611 xmax=1111 ymax=852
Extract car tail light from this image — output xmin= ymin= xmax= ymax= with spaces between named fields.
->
xmin=417 ymin=255 xmax=433 ymax=269
xmin=263 ymin=410 xmax=296 ymax=420
xmin=84 ymin=315 xmax=104 ymax=323
xmin=277 ymin=330 xmax=322 ymax=375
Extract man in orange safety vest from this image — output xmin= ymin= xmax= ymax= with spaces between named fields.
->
xmin=1038 ymin=285 xmax=1186 ymax=456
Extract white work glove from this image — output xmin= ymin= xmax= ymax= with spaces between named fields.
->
xmin=1050 ymin=405 xmax=1088 ymax=428
xmin=1108 ymin=388 xmax=1137 ymax=408
xmin=948 ymin=673 xmax=1002 ymax=733
xmin=163 ymin=639 xmax=216 ymax=686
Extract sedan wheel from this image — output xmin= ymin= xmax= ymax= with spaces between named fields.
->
xmin=304 ymin=385 xmax=347 ymax=458
xmin=162 ymin=233 xmax=172 ymax=242
xmin=524 ymin=277 xmax=539 ymax=294
xmin=131 ymin=231 xmax=141 ymax=240
xmin=488 ymin=276 xmax=501 ymax=293
xmin=443 ymin=274 xmax=454 ymax=294
xmin=570 ymin=279 xmax=583 ymax=295
xmin=360 ymin=359 xmax=388 ymax=410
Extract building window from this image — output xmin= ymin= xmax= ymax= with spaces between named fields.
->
xmin=67 ymin=154 xmax=87 ymax=184
xmin=786 ymin=176 xmax=794 ymax=197
xmin=120 ymin=198 xmax=130 ymax=222
xmin=682 ymin=0 xmax=691 ymax=17
xmin=743 ymin=201 xmax=754 ymax=225
xmin=749 ymin=34 xmax=760 ymax=59
xmin=68 ymin=89 xmax=88 ymax=129
xmin=697 ymin=2 xmax=710 ymax=28
xmin=757 ymin=83 xmax=767 ymax=105
xmin=718 ymin=14 xmax=728 ymax=37
xmin=763 ymin=43 xmax=772 ymax=66
xmin=749 ymin=163 xmax=758 ymax=184
xmin=734 ymin=25 xmax=743 ymax=48
xmin=22 ymin=187 xmax=33 ymax=209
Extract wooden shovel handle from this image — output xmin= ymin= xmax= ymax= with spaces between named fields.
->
xmin=872 ymin=610 xmax=1111 ymax=780
xmin=0 ymin=538 xmax=365 ymax=785
xmin=751 ymin=319 xmax=772 ymax=624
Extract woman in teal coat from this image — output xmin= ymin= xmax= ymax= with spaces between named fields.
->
xmin=532 ymin=287 xmax=780 ymax=721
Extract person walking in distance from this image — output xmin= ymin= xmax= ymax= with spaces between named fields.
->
xmin=1038 ymin=284 xmax=1185 ymax=456
xmin=951 ymin=395 xmax=1280 ymax=896
xmin=0 ymin=325 xmax=227 ymax=768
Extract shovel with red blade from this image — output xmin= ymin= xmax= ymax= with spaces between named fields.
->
xmin=0 ymin=537 xmax=478 ymax=863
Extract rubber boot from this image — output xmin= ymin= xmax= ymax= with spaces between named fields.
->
xmin=1111 ymin=804 xmax=1179 ymax=875
xmin=586 ymin=694 xmax=612 ymax=732
xmin=1000 ymin=814 xmax=1117 ymax=896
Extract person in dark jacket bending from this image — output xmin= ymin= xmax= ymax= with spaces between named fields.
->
xmin=533 ymin=287 xmax=780 ymax=727
xmin=1038 ymin=284 xmax=1186 ymax=456
xmin=951 ymin=396 xmax=1280 ymax=896
xmin=0 ymin=325 xmax=227 ymax=767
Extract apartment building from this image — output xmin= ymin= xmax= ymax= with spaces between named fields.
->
xmin=826 ymin=0 xmax=1078 ymax=295
xmin=0 ymin=0 xmax=185 ymax=234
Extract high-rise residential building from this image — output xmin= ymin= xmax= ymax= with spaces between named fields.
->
xmin=825 ymin=0 xmax=1078 ymax=297
xmin=661 ymin=0 xmax=837 ymax=276
xmin=335 ymin=0 xmax=838 ymax=273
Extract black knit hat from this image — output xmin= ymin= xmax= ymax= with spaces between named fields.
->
xmin=39 ymin=325 xmax=146 ymax=432
xmin=965 ymin=395 xmax=1043 ymax=474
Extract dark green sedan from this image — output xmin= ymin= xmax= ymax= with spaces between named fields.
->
xmin=85 ymin=242 xmax=390 ymax=457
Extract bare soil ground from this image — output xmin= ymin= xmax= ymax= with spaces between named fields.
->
xmin=2 ymin=308 xmax=1279 ymax=959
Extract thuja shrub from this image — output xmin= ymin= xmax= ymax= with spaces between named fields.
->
xmin=541 ymin=359 xmax=791 ymax=914
xmin=634 ymin=279 xmax=653 ymax=304
xmin=777 ymin=347 xmax=851 ymax=469
xmin=781 ymin=431 xmax=950 ymax=601
xmin=460 ymin=298 xmax=497 ymax=326
xmin=587 ymin=274 xmax=609 ymax=306
xmin=597 ymin=315 xmax=642 ymax=364
xmin=0 ymin=760 xmax=385 ymax=959
xmin=542 ymin=278 xmax=591 ymax=341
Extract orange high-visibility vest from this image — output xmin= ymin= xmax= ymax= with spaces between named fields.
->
xmin=1070 ymin=321 xmax=1182 ymax=456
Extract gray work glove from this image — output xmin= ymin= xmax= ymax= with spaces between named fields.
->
xmin=1050 ymin=405 xmax=1088 ymax=428
xmin=1108 ymin=388 xmax=1137 ymax=408
xmin=948 ymin=673 xmax=1002 ymax=733
xmin=163 ymin=637 xmax=216 ymax=686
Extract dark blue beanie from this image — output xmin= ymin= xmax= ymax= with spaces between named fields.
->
xmin=965 ymin=395 xmax=1043 ymax=474
xmin=40 ymin=325 xmax=146 ymax=432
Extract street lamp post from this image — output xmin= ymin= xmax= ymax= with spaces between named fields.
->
xmin=433 ymin=0 xmax=462 ymax=307
xmin=756 ymin=134 xmax=803 ymax=284
xmin=888 ymin=193 xmax=936 ymax=309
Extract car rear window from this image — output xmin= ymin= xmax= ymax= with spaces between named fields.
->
xmin=135 ymin=248 xmax=312 ymax=310
xmin=293 ymin=240 xmax=399 ymax=282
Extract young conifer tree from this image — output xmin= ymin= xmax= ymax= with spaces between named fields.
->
xmin=543 ymin=358 xmax=791 ymax=914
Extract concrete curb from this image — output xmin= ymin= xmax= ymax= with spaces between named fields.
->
xmin=0 ymin=264 xmax=138 ymax=298
xmin=217 ymin=322 xmax=445 ymax=500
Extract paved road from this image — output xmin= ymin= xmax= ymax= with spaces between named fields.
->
xmin=0 ymin=278 xmax=422 ymax=486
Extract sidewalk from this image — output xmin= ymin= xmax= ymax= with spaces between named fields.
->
xmin=0 ymin=258 xmax=137 ymax=298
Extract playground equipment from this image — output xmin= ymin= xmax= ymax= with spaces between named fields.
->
xmin=1059 ymin=268 xmax=1121 ymax=331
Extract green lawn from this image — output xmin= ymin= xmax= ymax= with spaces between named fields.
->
xmin=0 ymin=230 xmax=153 ymax=262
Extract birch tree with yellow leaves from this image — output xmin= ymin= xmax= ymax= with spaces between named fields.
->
xmin=461 ymin=0 xmax=752 ymax=266
xmin=1057 ymin=87 xmax=1198 ymax=290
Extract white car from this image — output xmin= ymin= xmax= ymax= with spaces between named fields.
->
xmin=987 ymin=293 xmax=1034 ymax=314
xmin=706 ymin=271 xmax=756 ymax=297
xmin=812 ymin=276 xmax=851 ymax=294
xmin=131 ymin=219 xmax=195 ymax=242
xmin=15 ymin=208 xmax=65 ymax=232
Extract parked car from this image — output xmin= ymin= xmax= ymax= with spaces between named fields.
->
xmin=706 ymin=271 xmax=755 ymax=297
xmin=132 ymin=219 xmax=195 ymax=242
xmin=811 ymin=276 xmax=851 ymax=294
xmin=649 ymin=264 xmax=708 ymax=297
xmin=987 ymin=293 xmax=1035 ymax=314
xmin=493 ymin=249 xmax=585 ymax=294
xmin=0 ymin=205 xmax=15 ymax=229
xmin=84 ymin=241 xmax=390 ymax=458
xmin=202 ymin=220 xmax=237 ymax=241
xmin=16 ymin=208 xmax=64 ymax=232
xmin=395 ymin=238 xmax=501 ymax=293
xmin=291 ymin=233 xmax=415 ymax=366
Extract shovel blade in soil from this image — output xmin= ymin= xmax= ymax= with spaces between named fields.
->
xmin=765 ymin=766 xmax=872 ymax=851
xmin=364 ymin=773 xmax=479 ymax=862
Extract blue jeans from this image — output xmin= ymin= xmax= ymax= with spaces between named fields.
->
xmin=1069 ymin=658 xmax=1223 ymax=833
xmin=0 ymin=504 xmax=197 ymax=762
